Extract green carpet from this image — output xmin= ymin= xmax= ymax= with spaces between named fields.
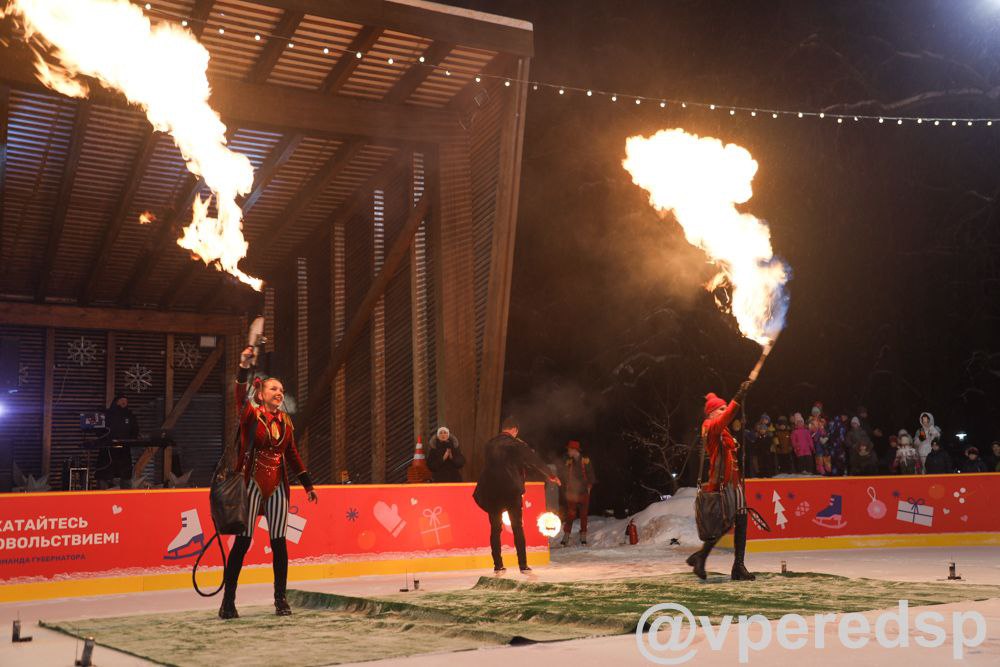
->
xmin=41 ymin=573 xmax=1000 ymax=667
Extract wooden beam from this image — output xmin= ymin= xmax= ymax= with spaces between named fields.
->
xmin=188 ymin=0 xmax=216 ymax=38
xmin=42 ymin=328 xmax=54 ymax=477
xmin=80 ymin=131 xmax=160 ymax=305
xmin=245 ymin=139 xmax=366 ymax=265
xmin=135 ymin=344 xmax=223 ymax=476
xmin=35 ymin=102 xmax=91 ymax=302
xmin=0 ymin=48 xmax=460 ymax=142
xmin=250 ymin=0 xmax=534 ymax=57
xmin=297 ymin=193 xmax=430 ymax=438
xmin=472 ymin=57 xmax=530 ymax=478
xmin=0 ymin=302 xmax=241 ymax=334
xmin=245 ymin=10 xmax=304 ymax=84
xmin=319 ymin=26 xmax=383 ymax=95
xmin=383 ymin=41 xmax=454 ymax=105
xmin=117 ymin=175 xmax=201 ymax=306
xmin=265 ymin=152 xmax=409 ymax=274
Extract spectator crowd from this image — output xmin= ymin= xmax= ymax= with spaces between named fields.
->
xmin=737 ymin=404 xmax=1000 ymax=478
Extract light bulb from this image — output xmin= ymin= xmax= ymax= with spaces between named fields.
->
xmin=356 ymin=51 xmax=363 ymax=59
xmin=254 ymin=34 xmax=261 ymax=41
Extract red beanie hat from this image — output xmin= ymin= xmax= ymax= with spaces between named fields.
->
xmin=567 ymin=440 xmax=581 ymax=450
xmin=704 ymin=393 xmax=726 ymax=416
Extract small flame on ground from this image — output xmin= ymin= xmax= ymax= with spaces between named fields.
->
xmin=5 ymin=0 xmax=262 ymax=290
xmin=138 ymin=210 xmax=156 ymax=225
xmin=623 ymin=128 xmax=789 ymax=346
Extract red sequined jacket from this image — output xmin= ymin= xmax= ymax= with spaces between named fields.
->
xmin=701 ymin=399 xmax=742 ymax=492
xmin=235 ymin=369 xmax=313 ymax=500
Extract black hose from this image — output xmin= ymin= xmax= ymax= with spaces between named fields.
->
xmin=192 ymin=524 xmax=228 ymax=597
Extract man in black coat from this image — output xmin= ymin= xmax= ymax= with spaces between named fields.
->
xmin=473 ymin=416 xmax=559 ymax=573
xmin=96 ymin=394 xmax=140 ymax=487
xmin=427 ymin=426 xmax=465 ymax=482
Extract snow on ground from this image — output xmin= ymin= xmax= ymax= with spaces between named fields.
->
xmin=555 ymin=487 xmax=700 ymax=550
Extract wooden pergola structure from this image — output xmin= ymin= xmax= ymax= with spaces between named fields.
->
xmin=0 ymin=0 xmax=531 ymax=487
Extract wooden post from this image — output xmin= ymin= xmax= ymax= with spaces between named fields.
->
xmin=164 ymin=333 xmax=174 ymax=478
xmin=429 ymin=142 xmax=477 ymax=474
xmin=224 ymin=333 xmax=238 ymax=459
xmin=42 ymin=328 xmax=54 ymax=477
xmin=331 ymin=224 xmax=347 ymax=480
xmin=472 ymin=57 xmax=531 ymax=478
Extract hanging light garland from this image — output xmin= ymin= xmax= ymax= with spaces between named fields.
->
xmin=138 ymin=4 xmax=1000 ymax=128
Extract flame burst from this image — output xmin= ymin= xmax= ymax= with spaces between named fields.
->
xmin=138 ymin=210 xmax=155 ymax=225
xmin=4 ymin=0 xmax=262 ymax=290
xmin=623 ymin=129 xmax=788 ymax=345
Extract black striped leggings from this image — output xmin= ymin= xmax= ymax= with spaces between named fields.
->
xmin=243 ymin=479 xmax=288 ymax=539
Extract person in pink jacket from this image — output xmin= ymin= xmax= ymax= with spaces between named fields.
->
xmin=791 ymin=414 xmax=815 ymax=474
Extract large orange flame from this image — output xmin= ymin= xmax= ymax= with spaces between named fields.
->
xmin=4 ymin=0 xmax=262 ymax=290
xmin=623 ymin=129 xmax=788 ymax=346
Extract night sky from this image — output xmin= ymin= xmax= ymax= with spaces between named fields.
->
xmin=443 ymin=1 xmax=1000 ymax=510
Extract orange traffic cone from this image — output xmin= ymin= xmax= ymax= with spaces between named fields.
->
xmin=406 ymin=437 xmax=433 ymax=483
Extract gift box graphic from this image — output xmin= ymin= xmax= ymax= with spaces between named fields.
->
xmin=257 ymin=509 xmax=307 ymax=544
xmin=419 ymin=506 xmax=453 ymax=547
xmin=896 ymin=497 xmax=934 ymax=527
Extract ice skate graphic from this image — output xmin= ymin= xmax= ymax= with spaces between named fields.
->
xmin=163 ymin=508 xmax=205 ymax=559
xmin=812 ymin=494 xmax=848 ymax=529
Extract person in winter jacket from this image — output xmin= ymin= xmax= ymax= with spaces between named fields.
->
xmin=751 ymin=414 xmax=776 ymax=477
xmin=827 ymin=415 xmax=849 ymax=476
xmin=991 ymin=442 xmax=1000 ymax=473
xmin=773 ymin=416 xmax=795 ymax=474
xmin=811 ymin=419 xmax=830 ymax=475
xmin=559 ymin=440 xmax=596 ymax=546
xmin=924 ymin=438 xmax=955 ymax=474
xmin=880 ymin=434 xmax=898 ymax=473
xmin=96 ymin=393 xmax=140 ymax=486
xmin=960 ymin=446 xmax=990 ymax=473
xmin=848 ymin=441 xmax=879 ymax=476
xmin=914 ymin=412 xmax=941 ymax=469
xmin=791 ymin=415 xmax=815 ymax=473
xmin=473 ymin=417 xmax=560 ymax=573
xmin=893 ymin=432 xmax=922 ymax=475
xmin=846 ymin=416 xmax=874 ymax=460
xmin=426 ymin=426 xmax=466 ymax=482
xmin=686 ymin=379 xmax=756 ymax=582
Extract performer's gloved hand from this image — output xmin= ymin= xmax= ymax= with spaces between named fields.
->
xmin=239 ymin=346 xmax=255 ymax=369
xmin=548 ymin=475 xmax=561 ymax=486
xmin=307 ymin=490 xmax=318 ymax=504
xmin=735 ymin=380 xmax=753 ymax=403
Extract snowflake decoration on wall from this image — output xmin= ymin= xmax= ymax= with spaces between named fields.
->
xmin=346 ymin=508 xmax=359 ymax=522
xmin=124 ymin=363 xmax=152 ymax=393
xmin=18 ymin=362 xmax=29 ymax=387
xmin=67 ymin=336 xmax=97 ymax=366
xmin=174 ymin=340 xmax=201 ymax=369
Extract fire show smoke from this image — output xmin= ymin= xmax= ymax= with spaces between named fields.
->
xmin=3 ymin=0 xmax=261 ymax=289
xmin=623 ymin=129 xmax=789 ymax=346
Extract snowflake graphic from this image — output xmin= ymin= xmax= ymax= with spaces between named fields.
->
xmin=124 ymin=364 xmax=152 ymax=393
xmin=787 ymin=491 xmax=796 ymax=500
xmin=754 ymin=492 xmax=763 ymax=501
xmin=892 ymin=490 xmax=901 ymax=498
xmin=346 ymin=508 xmax=359 ymax=522
xmin=18 ymin=362 xmax=29 ymax=387
xmin=67 ymin=336 xmax=97 ymax=366
xmin=173 ymin=340 xmax=201 ymax=369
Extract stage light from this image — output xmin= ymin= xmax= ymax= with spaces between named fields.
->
xmin=798 ymin=112 xmax=803 ymax=118
xmin=750 ymin=110 xmax=756 ymax=116
xmin=218 ymin=27 xmax=224 ymax=35
xmin=956 ymin=431 xmax=968 ymax=441
xmin=879 ymin=117 xmax=884 ymax=123
xmin=729 ymin=109 xmax=735 ymax=115
xmin=387 ymin=57 xmax=393 ymax=64
xmin=144 ymin=3 xmax=151 ymax=9
xmin=819 ymin=112 xmax=825 ymax=118
xmin=772 ymin=113 xmax=777 ymax=118
xmin=355 ymin=51 xmax=363 ymax=59
xmin=181 ymin=20 xmax=188 ymax=27
xmin=709 ymin=104 xmax=715 ymax=110
xmin=837 ymin=118 xmax=843 ymax=123
xmin=586 ymin=90 xmax=592 ymax=96
xmin=0 ymin=401 xmax=5 ymax=417
xmin=504 ymin=80 xmax=511 ymax=87
xmin=254 ymin=34 xmax=260 ymax=41
xmin=323 ymin=47 xmax=329 ymax=54
xmin=419 ymin=56 xmax=425 ymax=63
xmin=288 ymin=42 xmax=294 ymax=49
xmin=537 ymin=512 xmax=562 ymax=537
xmin=660 ymin=101 xmax=666 ymax=108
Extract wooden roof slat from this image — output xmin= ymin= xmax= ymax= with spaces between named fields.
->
xmin=0 ymin=84 xmax=9 ymax=261
xmin=245 ymin=9 xmax=304 ymax=84
xmin=251 ymin=0 xmax=533 ymax=56
xmin=79 ymin=131 xmax=160 ymax=305
xmin=382 ymin=40 xmax=453 ymax=105
xmin=34 ymin=101 xmax=91 ymax=303
xmin=318 ymin=25 xmax=383 ymax=95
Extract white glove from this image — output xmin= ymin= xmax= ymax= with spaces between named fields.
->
xmin=373 ymin=501 xmax=406 ymax=537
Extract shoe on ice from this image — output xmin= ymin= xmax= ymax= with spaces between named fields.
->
xmin=493 ymin=567 xmax=506 ymax=574
xmin=731 ymin=562 xmax=756 ymax=581
xmin=275 ymin=596 xmax=292 ymax=616
xmin=219 ymin=598 xmax=239 ymax=620
xmin=687 ymin=551 xmax=707 ymax=580
xmin=520 ymin=566 xmax=533 ymax=573
xmin=560 ymin=535 xmax=570 ymax=547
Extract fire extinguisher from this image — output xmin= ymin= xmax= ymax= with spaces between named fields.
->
xmin=626 ymin=519 xmax=639 ymax=545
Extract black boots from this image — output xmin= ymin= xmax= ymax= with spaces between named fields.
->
xmin=271 ymin=537 xmax=291 ymax=616
xmin=731 ymin=512 xmax=756 ymax=581
xmin=686 ymin=541 xmax=714 ymax=580
xmin=219 ymin=535 xmax=251 ymax=619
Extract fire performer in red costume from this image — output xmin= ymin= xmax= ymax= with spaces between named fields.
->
xmin=219 ymin=346 xmax=318 ymax=619
xmin=686 ymin=379 xmax=756 ymax=581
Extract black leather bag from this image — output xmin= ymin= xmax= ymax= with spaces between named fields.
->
xmin=694 ymin=437 xmax=738 ymax=541
xmin=209 ymin=434 xmax=248 ymax=535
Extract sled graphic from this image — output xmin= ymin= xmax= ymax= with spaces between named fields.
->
xmin=812 ymin=494 xmax=848 ymax=529
xmin=163 ymin=508 xmax=205 ymax=559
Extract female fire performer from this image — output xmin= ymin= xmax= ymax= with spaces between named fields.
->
xmin=686 ymin=379 xmax=756 ymax=581
xmin=219 ymin=346 xmax=318 ymax=620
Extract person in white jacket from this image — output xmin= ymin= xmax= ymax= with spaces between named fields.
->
xmin=914 ymin=412 xmax=941 ymax=470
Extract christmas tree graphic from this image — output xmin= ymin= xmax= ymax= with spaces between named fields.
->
xmin=773 ymin=490 xmax=788 ymax=530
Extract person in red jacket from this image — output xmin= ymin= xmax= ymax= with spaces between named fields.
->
xmin=686 ymin=379 xmax=755 ymax=581
xmin=219 ymin=346 xmax=318 ymax=620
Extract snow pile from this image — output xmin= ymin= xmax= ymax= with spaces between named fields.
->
xmin=555 ymin=487 xmax=700 ymax=549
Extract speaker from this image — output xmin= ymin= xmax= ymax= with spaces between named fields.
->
xmin=0 ymin=337 xmax=18 ymax=392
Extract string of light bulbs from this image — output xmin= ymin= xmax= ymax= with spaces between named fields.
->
xmin=140 ymin=3 xmax=1000 ymax=127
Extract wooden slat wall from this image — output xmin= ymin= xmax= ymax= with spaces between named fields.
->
xmin=0 ymin=326 xmax=45 ymax=477
xmin=50 ymin=329 xmax=107 ymax=489
xmin=114 ymin=331 xmax=166 ymax=481
xmin=169 ymin=333 xmax=225 ymax=487
xmin=383 ymin=169 xmax=415 ymax=483
xmin=370 ymin=189 xmax=387 ymax=482
xmin=413 ymin=153 xmax=438 ymax=439
xmin=306 ymin=238 xmax=333 ymax=482
xmin=344 ymin=208 xmax=373 ymax=482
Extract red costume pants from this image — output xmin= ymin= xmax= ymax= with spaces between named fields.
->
xmin=564 ymin=493 xmax=590 ymax=534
